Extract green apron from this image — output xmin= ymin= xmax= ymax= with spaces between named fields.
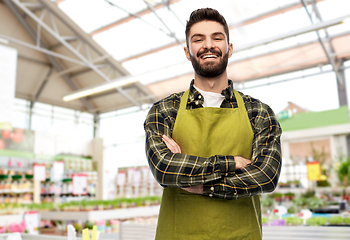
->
xmin=155 ymin=90 xmax=262 ymax=240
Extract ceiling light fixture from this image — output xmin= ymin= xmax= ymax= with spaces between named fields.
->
xmin=63 ymin=77 xmax=138 ymax=101
xmin=0 ymin=37 xmax=9 ymax=44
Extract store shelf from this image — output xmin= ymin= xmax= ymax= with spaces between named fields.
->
xmin=0 ymin=213 xmax=23 ymax=226
xmin=40 ymin=205 xmax=160 ymax=221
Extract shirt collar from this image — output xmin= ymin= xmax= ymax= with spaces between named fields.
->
xmin=188 ymin=79 xmax=235 ymax=105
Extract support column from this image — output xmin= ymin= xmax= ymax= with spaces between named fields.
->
xmin=93 ymin=112 xmax=100 ymax=138
xmin=337 ymin=60 xmax=348 ymax=106
xmin=28 ymin=101 xmax=33 ymax=130
xmin=281 ymin=140 xmax=293 ymax=182
xmin=92 ymin=138 xmax=106 ymax=200
xmin=329 ymin=135 xmax=348 ymax=186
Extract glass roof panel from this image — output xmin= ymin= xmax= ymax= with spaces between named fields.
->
xmin=59 ymin=0 xmax=128 ymax=33
xmin=57 ymin=0 xmax=350 ymax=86
xmin=317 ymin=0 xmax=350 ymax=20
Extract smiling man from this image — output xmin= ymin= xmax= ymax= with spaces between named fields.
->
xmin=144 ymin=8 xmax=282 ymax=240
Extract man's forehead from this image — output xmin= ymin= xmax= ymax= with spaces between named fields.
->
xmin=189 ymin=21 xmax=226 ymax=37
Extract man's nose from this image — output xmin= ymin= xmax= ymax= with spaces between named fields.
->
xmin=203 ymin=38 xmax=214 ymax=49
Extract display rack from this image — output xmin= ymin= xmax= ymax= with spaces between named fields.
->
xmin=40 ymin=205 xmax=160 ymax=221
xmin=0 ymin=214 xmax=22 ymax=226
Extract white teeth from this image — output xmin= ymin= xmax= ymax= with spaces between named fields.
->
xmin=202 ymin=54 xmax=218 ymax=59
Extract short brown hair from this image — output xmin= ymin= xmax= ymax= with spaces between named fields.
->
xmin=185 ymin=8 xmax=230 ymax=47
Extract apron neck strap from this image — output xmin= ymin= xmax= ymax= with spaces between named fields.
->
xmin=233 ymin=90 xmax=245 ymax=109
xmin=180 ymin=90 xmax=190 ymax=110
xmin=180 ymin=89 xmax=244 ymax=109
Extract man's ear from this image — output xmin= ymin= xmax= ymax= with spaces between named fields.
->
xmin=184 ymin=46 xmax=191 ymax=61
xmin=228 ymin=43 xmax=233 ymax=58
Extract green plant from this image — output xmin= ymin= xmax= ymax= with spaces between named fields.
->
xmin=306 ymin=217 xmax=328 ymax=226
xmin=329 ymin=216 xmax=342 ymax=225
xmin=343 ymin=217 xmax=350 ymax=225
xmin=284 ymin=217 xmax=303 ymax=226
xmin=287 ymin=206 xmax=296 ymax=214
xmin=301 ymin=190 xmax=315 ymax=198
xmin=260 ymin=197 xmax=273 ymax=208
xmin=262 ymin=217 xmax=269 ymax=224
xmin=305 ymin=197 xmax=326 ymax=210
xmin=284 ymin=192 xmax=295 ymax=201
xmin=337 ymin=156 xmax=350 ymax=198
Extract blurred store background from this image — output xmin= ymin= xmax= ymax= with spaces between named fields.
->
xmin=0 ymin=0 xmax=350 ymax=239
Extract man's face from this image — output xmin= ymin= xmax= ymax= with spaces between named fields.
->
xmin=185 ymin=21 xmax=233 ymax=78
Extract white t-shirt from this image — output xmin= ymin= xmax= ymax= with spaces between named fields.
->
xmin=194 ymin=85 xmax=225 ymax=108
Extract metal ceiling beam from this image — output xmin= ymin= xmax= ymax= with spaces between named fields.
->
xmin=163 ymin=0 xmax=184 ymax=27
xmin=300 ymin=0 xmax=344 ymax=87
xmin=119 ymin=0 xmax=325 ymax=63
xmin=90 ymin=0 xmax=180 ymax=36
xmin=31 ymin=67 xmax=54 ymax=108
xmin=37 ymin=0 xmax=141 ymax=107
xmin=120 ymin=41 xmax=183 ymax=63
xmin=15 ymin=0 xmax=113 ymax=82
xmin=144 ymin=0 xmax=183 ymax=47
xmin=236 ymin=65 xmax=350 ymax=91
xmin=103 ymin=0 xmax=175 ymax=39
xmin=150 ymin=30 xmax=350 ymax=85
xmin=311 ymin=1 xmax=336 ymax=53
xmin=0 ymin=33 xmax=89 ymax=66
xmin=46 ymin=0 xmax=126 ymax=76
xmin=4 ymin=0 xmax=94 ymax=111
xmin=18 ymin=53 xmax=51 ymax=66
xmin=230 ymin=30 xmax=350 ymax=65
xmin=10 ymin=0 xmax=140 ymax=108
xmin=116 ymin=87 xmax=140 ymax=107
xmin=121 ymin=12 xmax=350 ymax=64
xmin=229 ymin=0 xmax=325 ymax=29
xmin=235 ymin=14 xmax=350 ymax=52
xmin=310 ymin=1 xmax=347 ymax=106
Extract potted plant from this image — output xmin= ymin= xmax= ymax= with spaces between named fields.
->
xmin=337 ymin=156 xmax=350 ymax=200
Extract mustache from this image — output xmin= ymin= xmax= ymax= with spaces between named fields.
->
xmin=197 ymin=49 xmax=222 ymax=58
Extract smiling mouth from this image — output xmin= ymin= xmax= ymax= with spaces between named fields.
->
xmin=200 ymin=54 xmax=219 ymax=60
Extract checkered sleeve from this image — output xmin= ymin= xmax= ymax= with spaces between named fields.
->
xmin=203 ymin=98 xmax=282 ymax=199
xmin=144 ymin=93 xmax=236 ymax=188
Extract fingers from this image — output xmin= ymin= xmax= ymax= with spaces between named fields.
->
xmin=235 ymin=156 xmax=252 ymax=169
xmin=162 ymin=135 xmax=182 ymax=153
xmin=181 ymin=185 xmax=203 ymax=194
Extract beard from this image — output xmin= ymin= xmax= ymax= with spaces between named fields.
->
xmin=189 ymin=49 xmax=229 ymax=78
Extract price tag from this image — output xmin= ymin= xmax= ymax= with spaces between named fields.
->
xmin=24 ymin=211 xmax=39 ymax=234
xmin=133 ymin=169 xmax=141 ymax=186
xmin=127 ymin=168 xmax=135 ymax=184
xmin=116 ymin=171 xmax=126 ymax=186
xmin=33 ymin=164 xmax=46 ymax=181
xmin=72 ymin=173 xmax=88 ymax=195
xmin=51 ymin=161 xmax=64 ymax=182
xmin=306 ymin=161 xmax=321 ymax=181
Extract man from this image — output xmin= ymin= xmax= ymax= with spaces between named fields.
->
xmin=144 ymin=8 xmax=282 ymax=240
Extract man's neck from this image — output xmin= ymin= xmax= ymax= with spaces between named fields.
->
xmin=193 ymin=72 xmax=228 ymax=93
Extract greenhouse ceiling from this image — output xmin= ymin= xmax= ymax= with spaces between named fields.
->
xmin=0 ymin=0 xmax=349 ymax=114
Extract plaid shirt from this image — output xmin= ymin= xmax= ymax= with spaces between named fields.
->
xmin=144 ymin=80 xmax=282 ymax=200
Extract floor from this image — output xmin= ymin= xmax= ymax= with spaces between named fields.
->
xmin=98 ymin=226 xmax=350 ymax=240
xmin=262 ymin=226 xmax=350 ymax=240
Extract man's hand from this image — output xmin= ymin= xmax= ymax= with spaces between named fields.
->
xmin=181 ymin=184 xmax=203 ymax=194
xmin=234 ymin=156 xmax=252 ymax=169
xmin=162 ymin=135 xmax=203 ymax=194
xmin=162 ymin=135 xmax=182 ymax=153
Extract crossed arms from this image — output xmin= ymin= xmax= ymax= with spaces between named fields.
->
xmin=144 ymin=94 xmax=282 ymax=199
